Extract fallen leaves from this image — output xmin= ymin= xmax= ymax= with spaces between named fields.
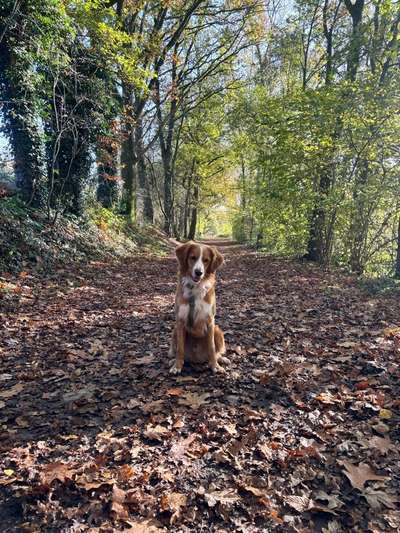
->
xmin=1 ymin=245 xmax=399 ymax=532
xmin=203 ymin=488 xmax=240 ymax=507
xmin=40 ymin=461 xmax=75 ymax=486
xmin=315 ymin=391 xmax=338 ymax=405
xmin=160 ymin=492 xmax=187 ymax=524
xmin=379 ymin=408 xmax=392 ymax=419
xmin=284 ymin=494 xmax=311 ymax=513
xmin=178 ymin=391 xmax=211 ymax=409
xmin=143 ymin=425 xmax=169 ymax=441
xmin=111 ymin=484 xmax=129 ymax=520
xmin=0 ymin=382 xmax=24 ymax=399
xmin=339 ymin=460 xmax=389 ymax=491
xmin=362 ymin=488 xmax=398 ymax=510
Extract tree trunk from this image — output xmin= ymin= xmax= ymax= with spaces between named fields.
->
xmin=305 ymin=170 xmax=331 ymax=263
xmin=57 ymin=132 xmax=91 ymax=216
xmin=163 ymin=159 xmax=173 ymax=235
xmin=322 ymin=0 xmax=334 ymax=85
xmin=349 ymin=159 xmax=369 ymax=274
xmin=183 ymin=167 xmax=194 ymax=239
xmin=96 ymin=134 xmax=119 ymax=209
xmin=121 ymin=125 xmax=136 ymax=220
xmin=135 ymin=118 xmax=153 ymax=224
xmin=0 ymin=41 xmax=46 ymax=208
xmin=395 ymin=216 xmax=400 ymax=279
xmin=344 ymin=0 xmax=365 ymax=81
xmin=154 ymin=66 xmax=177 ymax=236
xmin=188 ymin=184 xmax=199 ymax=240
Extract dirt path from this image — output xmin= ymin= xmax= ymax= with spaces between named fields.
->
xmin=0 ymin=243 xmax=399 ymax=532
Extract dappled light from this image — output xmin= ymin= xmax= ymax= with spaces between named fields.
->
xmin=1 ymin=0 xmax=399 ymax=531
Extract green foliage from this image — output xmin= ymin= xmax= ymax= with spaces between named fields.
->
xmin=88 ymin=203 xmax=126 ymax=234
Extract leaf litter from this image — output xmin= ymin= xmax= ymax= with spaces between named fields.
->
xmin=0 ymin=243 xmax=399 ymax=531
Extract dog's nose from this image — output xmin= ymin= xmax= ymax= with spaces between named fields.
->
xmin=194 ymin=269 xmax=203 ymax=277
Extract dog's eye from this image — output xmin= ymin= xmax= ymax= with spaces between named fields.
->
xmin=204 ymin=258 xmax=209 ymax=263
xmin=190 ymin=256 xmax=196 ymax=260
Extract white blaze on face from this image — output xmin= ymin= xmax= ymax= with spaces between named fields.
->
xmin=192 ymin=245 xmax=204 ymax=281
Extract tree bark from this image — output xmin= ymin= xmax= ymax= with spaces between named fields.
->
xmin=304 ymin=170 xmax=331 ymax=263
xmin=96 ymin=133 xmax=119 ymax=209
xmin=344 ymin=0 xmax=365 ymax=81
xmin=121 ymin=124 xmax=136 ymax=220
xmin=57 ymin=132 xmax=91 ymax=216
xmin=135 ymin=117 xmax=154 ymax=224
xmin=349 ymin=159 xmax=369 ymax=274
xmin=395 ymin=216 xmax=400 ymax=279
xmin=188 ymin=183 xmax=199 ymax=240
xmin=0 ymin=40 xmax=46 ymax=208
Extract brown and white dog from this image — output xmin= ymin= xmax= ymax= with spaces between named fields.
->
xmin=169 ymin=241 xmax=227 ymax=374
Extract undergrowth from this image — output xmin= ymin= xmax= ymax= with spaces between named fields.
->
xmin=0 ymin=198 xmax=171 ymax=275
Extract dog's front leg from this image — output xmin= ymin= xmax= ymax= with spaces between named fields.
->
xmin=207 ymin=322 xmax=224 ymax=373
xmin=170 ymin=321 xmax=185 ymax=374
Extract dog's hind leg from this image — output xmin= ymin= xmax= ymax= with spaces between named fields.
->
xmin=214 ymin=325 xmax=229 ymax=367
xmin=168 ymin=327 xmax=177 ymax=359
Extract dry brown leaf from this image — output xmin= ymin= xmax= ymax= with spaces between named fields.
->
xmin=285 ymin=494 xmax=311 ymax=513
xmin=367 ymin=436 xmax=396 ymax=454
xmin=15 ymin=416 xmax=30 ymax=428
xmin=132 ymin=355 xmax=155 ymax=366
xmin=166 ymin=387 xmax=184 ymax=396
xmin=315 ymin=391 xmax=337 ymax=405
xmin=362 ymin=488 xmax=398 ymax=510
xmin=339 ymin=460 xmax=389 ymax=491
xmin=40 ymin=461 xmax=75 ymax=486
xmin=0 ymin=383 xmax=24 ymax=399
xmin=169 ymin=434 xmax=196 ymax=461
xmin=160 ymin=492 xmax=187 ymax=524
xmin=204 ymin=488 xmax=240 ymax=507
xmin=143 ymin=424 xmax=169 ymax=441
xmin=111 ymin=484 xmax=129 ymax=520
xmin=124 ymin=518 xmax=164 ymax=532
xmin=117 ymin=464 xmax=135 ymax=482
xmin=178 ymin=391 xmax=211 ymax=409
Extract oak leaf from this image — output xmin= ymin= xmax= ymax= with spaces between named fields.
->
xmin=40 ymin=461 xmax=75 ymax=486
xmin=204 ymin=488 xmax=240 ymax=507
xmin=144 ymin=424 xmax=169 ymax=441
xmin=160 ymin=492 xmax=187 ymax=524
xmin=178 ymin=391 xmax=211 ymax=409
xmin=339 ymin=460 xmax=389 ymax=491
xmin=285 ymin=494 xmax=311 ymax=513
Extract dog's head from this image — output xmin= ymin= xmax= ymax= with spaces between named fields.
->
xmin=175 ymin=241 xmax=224 ymax=283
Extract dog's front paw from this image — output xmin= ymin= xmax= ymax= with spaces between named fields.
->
xmin=169 ymin=362 xmax=182 ymax=375
xmin=211 ymin=363 xmax=226 ymax=374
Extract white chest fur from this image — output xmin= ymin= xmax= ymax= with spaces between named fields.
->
xmin=178 ymin=278 xmax=213 ymax=325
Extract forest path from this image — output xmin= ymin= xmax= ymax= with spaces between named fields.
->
xmin=0 ymin=244 xmax=399 ymax=531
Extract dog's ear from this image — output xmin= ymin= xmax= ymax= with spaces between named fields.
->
xmin=209 ymin=246 xmax=224 ymax=273
xmin=175 ymin=242 xmax=193 ymax=273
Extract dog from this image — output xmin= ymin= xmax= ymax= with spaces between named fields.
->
xmin=169 ymin=241 xmax=227 ymax=374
